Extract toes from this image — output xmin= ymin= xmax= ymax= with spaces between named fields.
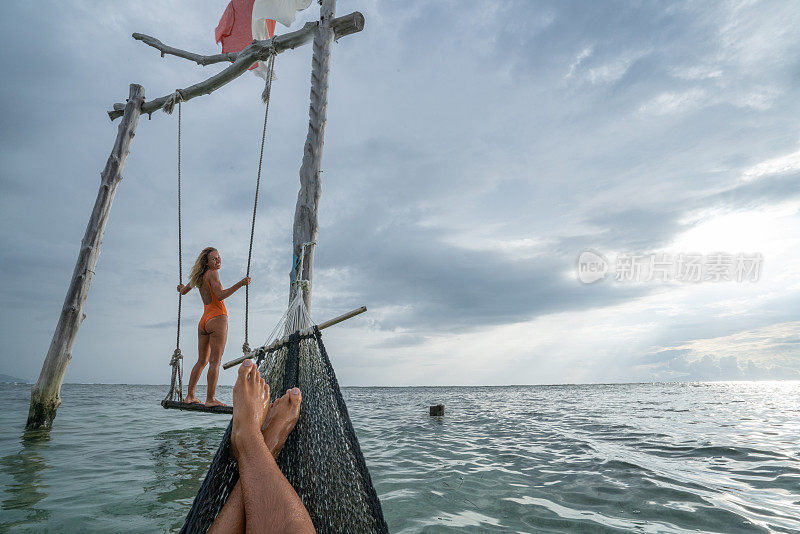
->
xmin=286 ymin=388 xmax=302 ymax=412
xmin=238 ymin=359 xmax=254 ymax=382
xmin=248 ymin=364 xmax=259 ymax=384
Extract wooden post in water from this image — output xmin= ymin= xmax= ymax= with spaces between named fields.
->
xmin=26 ymin=84 xmax=145 ymax=430
xmin=290 ymin=0 xmax=337 ymax=310
xmin=430 ymin=404 xmax=445 ymax=416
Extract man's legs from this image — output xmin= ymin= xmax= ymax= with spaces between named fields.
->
xmin=209 ymin=360 xmax=312 ymax=534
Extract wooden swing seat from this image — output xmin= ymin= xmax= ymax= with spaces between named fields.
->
xmin=161 ymin=399 xmax=233 ymax=414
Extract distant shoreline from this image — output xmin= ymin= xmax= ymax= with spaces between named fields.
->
xmin=0 ymin=374 xmax=28 ymax=384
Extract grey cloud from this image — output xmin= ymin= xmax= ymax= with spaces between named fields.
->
xmin=368 ymin=334 xmax=427 ymax=350
xmin=2 ymin=1 xmax=800 ymax=384
xmin=704 ymin=172 xmax=800 ymax=210
xmin=639 ymin=348 xmax=692 ymax=365
xmin=584 ymin=208 xmax=686 ymax=252
xmin=316 ymin=209 xmax=650 ymax=332
xmin=139 ymin=321 xmax=175 ymax=330
xmin=663 ymin=354 xmax=800 ymax=382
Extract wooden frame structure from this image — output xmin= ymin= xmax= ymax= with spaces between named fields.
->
xmin=26 ymin=0 xmax=364 ymax=429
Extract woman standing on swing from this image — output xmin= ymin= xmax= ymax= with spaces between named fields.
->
xmin=178 ymin=247 xmax=251 ymax=407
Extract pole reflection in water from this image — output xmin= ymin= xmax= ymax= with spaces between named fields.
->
xmin=1 ymin=430 xmax=52 ymax=528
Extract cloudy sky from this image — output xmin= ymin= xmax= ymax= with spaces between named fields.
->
xmin=1 ymin=0 xmax=799 ymax=386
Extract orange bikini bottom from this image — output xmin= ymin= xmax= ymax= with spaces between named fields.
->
xmin=199 ymin=307 xmax=227 ymax=332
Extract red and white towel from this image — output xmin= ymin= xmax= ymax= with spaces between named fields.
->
xmin=215 ymin=0 xmax=312 ymax=78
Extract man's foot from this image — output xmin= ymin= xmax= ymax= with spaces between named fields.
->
xmin=205 ymin=398 xmax=229 ymax=408
xmin=184 ymin=394 xmax=203 ymax=405
xmin=230 ymin=360 xmax=270 ymax=461
xmin=261 ymin=388 xmax=302 ymax=459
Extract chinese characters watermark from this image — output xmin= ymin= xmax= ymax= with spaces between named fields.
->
xmin=577 ymin=250 xmax=763 ymax=284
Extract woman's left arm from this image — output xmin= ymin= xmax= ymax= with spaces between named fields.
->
xmin=218 ymin=276 xmax=251 ymax=300
xmin=177 ymin=284 xmax=192 ymax=296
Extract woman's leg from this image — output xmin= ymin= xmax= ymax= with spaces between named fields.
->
xmin=186 ymin=327 xmax=211 ymax=404
xmin=205 ymin=315 xmax=228 ymax=407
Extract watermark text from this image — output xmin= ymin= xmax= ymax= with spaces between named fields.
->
xmin=577 ymin=251 xmax=763 ymax=284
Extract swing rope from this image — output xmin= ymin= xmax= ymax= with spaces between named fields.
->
xmin=166 ymin=97 xmax=185 ymax=403
xmin=243 ymin=52 xmax=276 ymax=355
xmin=176 ymin=99 xmax=184 ymax=353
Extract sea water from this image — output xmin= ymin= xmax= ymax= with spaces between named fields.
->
xmin=0 ymin=382 xmax=798 ymax=533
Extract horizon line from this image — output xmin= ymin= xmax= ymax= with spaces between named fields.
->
xmin=3 ymin=379 xmax=798 ymax=388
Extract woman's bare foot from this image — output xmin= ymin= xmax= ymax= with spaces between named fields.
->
xmin=261 ymin=388 xmax=302 ymax=458
xmin=184 ymin=394 xmax=203 ymax=405
xmin=230 ymin=360 xmax=270 ymax=461
xmin=205 ymin=397 xmax=228 ymax=408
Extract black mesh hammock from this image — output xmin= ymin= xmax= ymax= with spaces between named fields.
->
xmin=180 ymin=325 xmax=389 ymax=533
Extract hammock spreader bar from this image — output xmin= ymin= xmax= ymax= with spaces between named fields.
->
xmin=222 ymin=305 xmax=368 ymax=370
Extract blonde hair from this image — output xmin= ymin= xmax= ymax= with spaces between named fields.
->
xmin=189 ymin=247 xmax=217 ymax=289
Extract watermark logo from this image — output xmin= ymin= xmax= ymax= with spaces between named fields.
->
xmin=577 ymin=250 xmax=763 ymax=284
xmin=577 ymin=250 xmax=609 ymax=283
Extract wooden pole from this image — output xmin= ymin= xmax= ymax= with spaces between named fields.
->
xmin=26 ymin=84 xmax=145 ymax=430
xmin=290 ymin=0 xmax=337 ymax=311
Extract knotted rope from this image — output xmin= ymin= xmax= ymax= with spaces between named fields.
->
xmin=162 ymin=89 xmax=185 ymax=115
xmin=261 ymin=45 xmax=278 ymax=104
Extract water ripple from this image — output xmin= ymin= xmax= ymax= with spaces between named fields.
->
xmin=0 ymin=382 xmax=798 ymax=532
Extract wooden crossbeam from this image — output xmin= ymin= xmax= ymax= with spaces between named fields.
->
xmin=108 ymin=11 xmax=364 ymax=120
